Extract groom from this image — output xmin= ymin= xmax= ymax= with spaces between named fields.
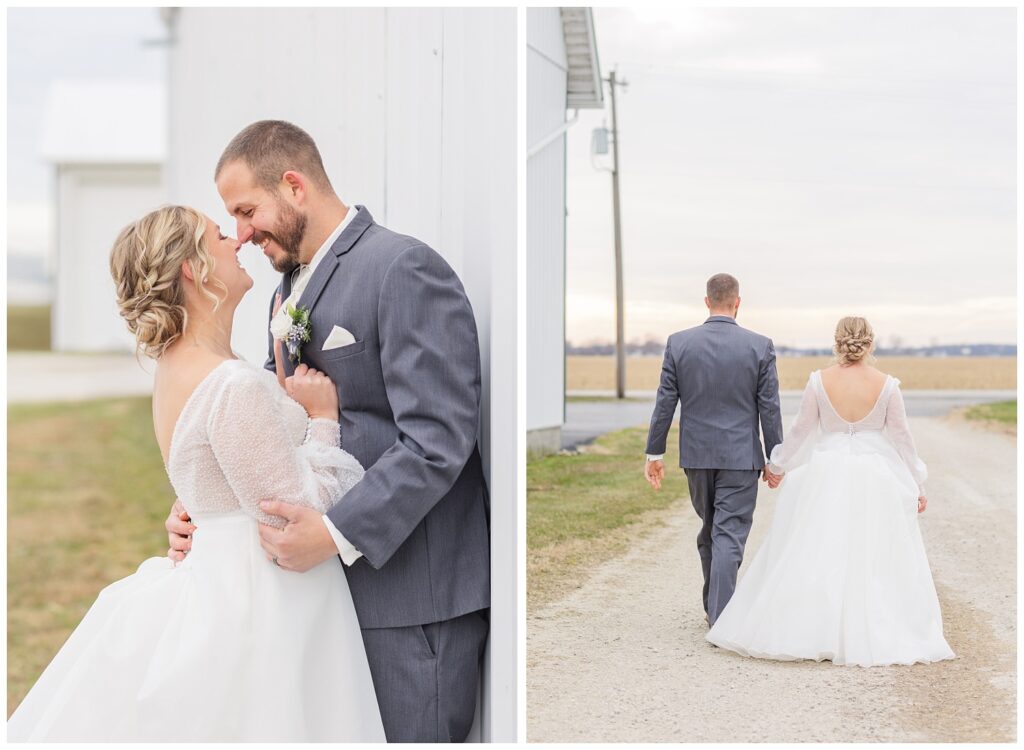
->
xmin=644 ymin=273 xmax=783 ymax=627
xmin=169 ymin=121 xmax=490 ymax=742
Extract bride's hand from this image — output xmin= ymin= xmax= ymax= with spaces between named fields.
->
xmin=917 ymin=496 xmax=927 ymax=514
xmin=762 ymin=467 xmax=783 ymax=489
xmin=286 ymin=363 xmax=340 ymax=420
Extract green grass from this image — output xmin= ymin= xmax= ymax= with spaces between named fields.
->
xmin=527 ymin=426 xmax=687 ymax=607
xmin=7 ymin=397 xmax=173 ymax=717
xmin=7 ymin=305 xmax=51 ymax=351
xmin=964 ymin=400 xmax=1017 ymax=427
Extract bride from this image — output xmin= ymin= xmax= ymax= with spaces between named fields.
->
xmin=707 ymin=316 xmax=955 ymax=667
xmin=7 ymin=205 xmax=386 ymax=741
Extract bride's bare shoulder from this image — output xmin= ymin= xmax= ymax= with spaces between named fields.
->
xmin=863 ymin=364 xmax=890 ymax=383
xmin=156 ymin=350 xmax=232 ymax=390
xmin=817 ymin=363 xmax=842 ymax=384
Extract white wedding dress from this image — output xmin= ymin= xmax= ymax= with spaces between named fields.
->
xmin=707 ymin=370 xmax=955 ymax=667
xmin=7 ymin=359 xmax=386 ymax=741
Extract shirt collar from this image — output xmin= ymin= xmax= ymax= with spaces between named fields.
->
xmin=295 ymin=204 xmax=358 ymax=278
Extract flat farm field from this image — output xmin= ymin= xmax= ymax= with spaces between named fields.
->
xmin=567 ymin=356 xmax=1017 ymax=391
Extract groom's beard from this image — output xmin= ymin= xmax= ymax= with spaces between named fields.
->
xmin=256 ymin=200 xmax=308 ymax=274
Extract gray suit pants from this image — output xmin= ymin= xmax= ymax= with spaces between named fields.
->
xmin=683 ymin=469 xmax=759 ymax=626
xmin=361 ymin=608 xmax=489 ymax=742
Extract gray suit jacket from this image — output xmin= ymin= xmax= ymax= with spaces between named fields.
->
xmin=266 ymin=206 xmax=490 ymax=629
xmin=645 ymin=315 xmax=783 ymax=470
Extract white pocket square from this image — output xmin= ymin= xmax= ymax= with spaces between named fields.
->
xmin=322 ymin=326 xmax=357 ymax=351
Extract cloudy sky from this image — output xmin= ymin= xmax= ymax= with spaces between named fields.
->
xmin=565 ymin=7 xmax=1016 ymax=348
xmin=7 ymin=8 xmax=164 ymax=273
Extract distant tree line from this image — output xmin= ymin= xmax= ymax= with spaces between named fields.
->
xmin=566 ymin=339 xmax=1017 ymax=357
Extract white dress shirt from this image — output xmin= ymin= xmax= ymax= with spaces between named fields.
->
xmin=266 ymin=204 xmax=365 ymax=566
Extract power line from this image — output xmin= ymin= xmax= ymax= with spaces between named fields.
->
xmin=609 ymin=62 xmax=1014 ymax=107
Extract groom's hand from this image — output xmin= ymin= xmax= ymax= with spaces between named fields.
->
xmin=645 ymin=459 xmax=665 ymax=490
xmin=165 ymin=499 xmax=195 ymax=562
xmin=762 ymin=468 xmax=783 ymax=489
xmin=257 ymin=500 xmax=338 ymax=572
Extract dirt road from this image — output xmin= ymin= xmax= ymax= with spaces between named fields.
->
xmin=527 ymin=417 xmax=1016 ymax=742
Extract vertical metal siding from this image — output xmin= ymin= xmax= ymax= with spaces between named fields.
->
xmin=526 ymin=10 xmax=568 ymax=433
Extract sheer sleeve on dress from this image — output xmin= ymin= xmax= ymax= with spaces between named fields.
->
xmin=206 ymin=368 xmax=365 ymax=527
xmin=297 ymin=417 xmax=366 ymax=507
xmin=883 ymin=379 xmax=927 ymax=495
xmin=767 ymin=375 xmax=820 ymax=474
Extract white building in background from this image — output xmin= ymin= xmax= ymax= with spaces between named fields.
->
xmin=526 ymin=8 xmax=603 ymax=453
xmin=39 ymin=80 xmax=166 ymax=352
xmin=163 ymin=7 xmax=516 ymax=741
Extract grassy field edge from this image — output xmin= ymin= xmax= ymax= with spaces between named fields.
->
xmin=528 ymin=426 xmax=689 ymax=611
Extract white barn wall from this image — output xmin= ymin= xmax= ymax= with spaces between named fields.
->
xmin=166 ymin=7 xmax=515 ymax=741
xmin=166 ymin=7 xmax=388 ymax=366
xmin=385 ymin=9 xmax=443 ymax=248
xmin=53 ymin=163 xmax=164 ymax=352
xmin=435 ymin=12 xmax=517 ymax=738
xmin=526 ymin=8 xmax=568 ymax=449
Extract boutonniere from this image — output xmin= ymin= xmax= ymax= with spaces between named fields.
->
xmin=278 ymin=303 xmax=312 ymax=363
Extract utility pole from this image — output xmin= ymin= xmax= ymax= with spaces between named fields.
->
xmin=607 ymin=69 xmax=628 ymax=399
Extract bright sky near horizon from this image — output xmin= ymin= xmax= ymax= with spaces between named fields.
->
xmin=7 ymin=7 xmax=1018 ymax=348
xmin=566 ymin=7 xmax=1016 ymax=349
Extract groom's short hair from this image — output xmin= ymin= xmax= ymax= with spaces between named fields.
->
xmin=706 ymin=273 xmax=739 ymax=305
xmin=215 ymin=120 xmax=334 ymax=194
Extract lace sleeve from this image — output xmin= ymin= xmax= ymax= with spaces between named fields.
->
xmin=297 ymin=417 xmax=366 ymax=507
xmin=206 ymin=370 xmax=365 ymax=527
xmin=767 ymin=375 xmax=819 ymax=474
xmin=883 ymin=380 xmax=927 ymax=495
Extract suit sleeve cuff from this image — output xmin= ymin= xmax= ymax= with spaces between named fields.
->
xmin=646 ymin=454 xmax=664 ymax=461
xmin=322 ymin=514 xmax=363 ymax=566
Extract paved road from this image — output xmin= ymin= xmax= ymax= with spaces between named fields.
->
xmin=562 ymin=390 xmax=1017 ymax=449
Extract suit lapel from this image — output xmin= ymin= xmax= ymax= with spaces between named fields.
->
xmin=296 ymin=253 xmax=340 ymax=312
xmin=296 ymin=205 xmax=375 ymax=314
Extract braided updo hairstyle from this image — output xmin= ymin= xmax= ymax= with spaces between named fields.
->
xmin=109 ymin=205 xmax=227 ymax=359
xmin=833 ymin=316 xmax=875 ymax=366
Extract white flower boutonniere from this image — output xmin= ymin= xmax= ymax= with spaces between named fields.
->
xmin=275 ymin=303 xmax=312 ymax=363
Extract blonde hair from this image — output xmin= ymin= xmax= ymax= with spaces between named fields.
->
xmin=109 ymin=205 xmax=227 ymax=359
xmin=833 ymin=316 xmax=875 ymax=366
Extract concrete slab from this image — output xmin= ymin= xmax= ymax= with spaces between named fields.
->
xmin=8 ymin=352 xmax=156 ymax=404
